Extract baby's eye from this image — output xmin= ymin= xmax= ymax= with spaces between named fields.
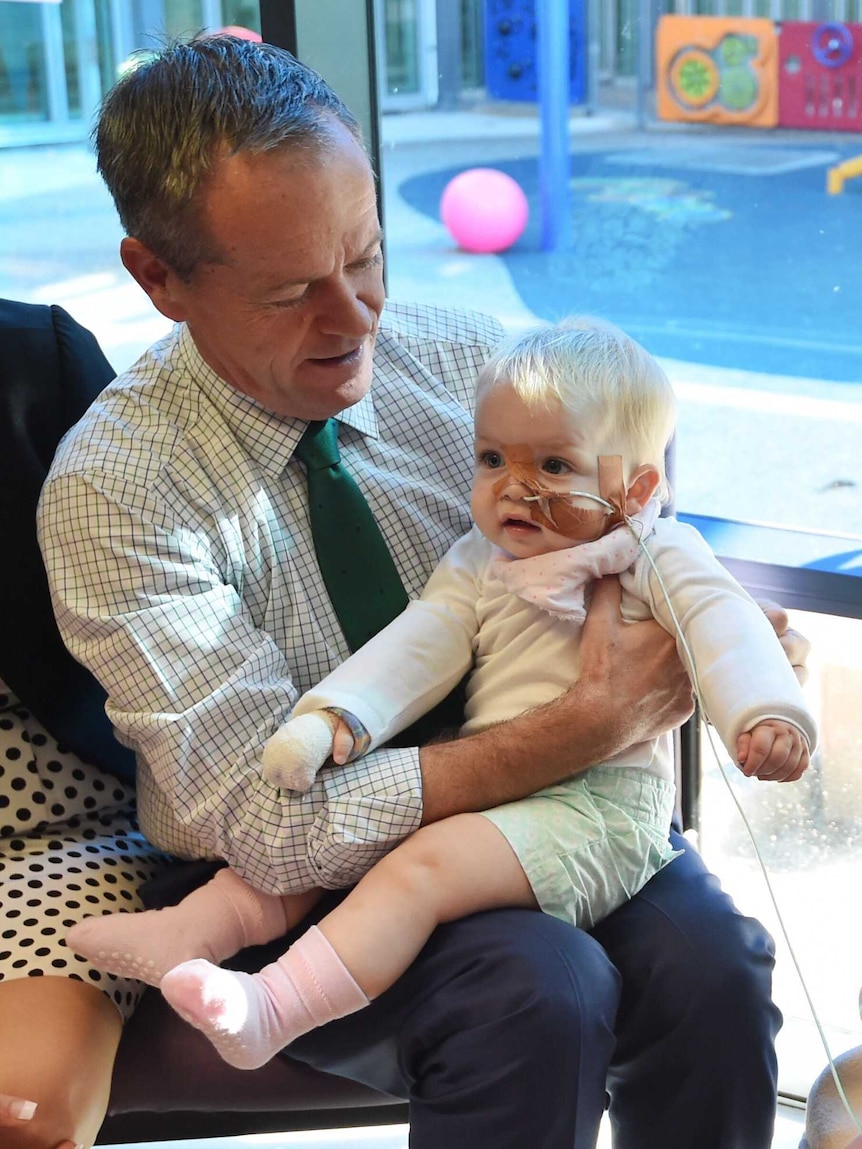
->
xmin=478 ymin=450 xmax=505 ymax=469
xmin=543 ymin=457 xmax=572 ymax=476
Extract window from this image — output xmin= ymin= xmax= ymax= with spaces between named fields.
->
xmin=1 ymin=0 xmax=859 ymax=1106
xmin=698 ymin=608 xmax=862 ymax=1098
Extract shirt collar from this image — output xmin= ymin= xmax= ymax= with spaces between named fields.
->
xmin=177 ymin=323 xmax=379 ymax=477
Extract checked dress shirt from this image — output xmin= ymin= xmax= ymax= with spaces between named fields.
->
xmin=38 ymin=303 xmax=504 ymax=895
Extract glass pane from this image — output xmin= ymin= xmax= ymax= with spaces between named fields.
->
xmin=0 ymin=0 xmax=264 ymax=372
xmin=94 ymin=0 xmax=117 ymax=94
xmin=389 ymin=6 xmax=862 ymax=539
xmin=697 ymin=609 xmax=862 ymax=1098
xmin=163 ymin=0 xmax=205 ymax=40
xmin=384 ymin=0 xmax=420 ymax=96
xmin=221 ymin=0 xmax=262 ymax=34
xmin=376 ymin=1 xmax=862 ymax=1104
xmin=60 ymin=0 xmax=81 ymax=116
xmin=0 ymin=3 xmax=48 ymax=122
xmin=461 ymin=0 xmax=484 ymax=89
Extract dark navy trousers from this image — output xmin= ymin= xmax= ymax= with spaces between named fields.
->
xmin=226 ymin=830 xmax=781 ymax=1149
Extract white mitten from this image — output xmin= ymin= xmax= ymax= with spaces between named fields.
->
xmin=262 ymin=712 xmax=336 ymax=792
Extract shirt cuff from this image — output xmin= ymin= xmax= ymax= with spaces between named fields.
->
xmin=306 ymin=745 xmax=423 ymax=888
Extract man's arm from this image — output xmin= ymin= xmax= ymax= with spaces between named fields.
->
xmin=418 ymin=577 xmax=695 ymax=824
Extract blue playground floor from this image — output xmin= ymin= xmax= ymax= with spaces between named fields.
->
xmin=399 ymin=138 xmax=862 ymax=384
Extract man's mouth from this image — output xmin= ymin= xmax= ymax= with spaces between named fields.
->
xmin=309 ymin=345 xmax=364 ymax=368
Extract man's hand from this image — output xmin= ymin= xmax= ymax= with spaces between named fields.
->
xmin=737 ymin=719 xmax=810 ymax=783
xmin=419 ymin=575 xmax=696 ymax=823
xmin=579 ymin=576 xmax=695 ymax=745
xmin=758 ymin=599 xmax=811 ymax=686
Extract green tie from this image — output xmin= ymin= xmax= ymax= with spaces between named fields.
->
xmin=295 ymin=418 xmax=409 ymax=652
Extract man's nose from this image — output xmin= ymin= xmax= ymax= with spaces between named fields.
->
xmin=318 ymin=280 xmax=375 ymax=337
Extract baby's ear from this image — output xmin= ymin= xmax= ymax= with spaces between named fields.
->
xmin=625 ymin=465 xmax=660 ymax=514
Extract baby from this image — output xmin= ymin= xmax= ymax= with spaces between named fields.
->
xmin=69 ymin=316 xmax=816 ymax=1070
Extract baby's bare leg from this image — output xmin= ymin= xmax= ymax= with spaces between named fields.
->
xmin=321 ymin=813 xmax=537 ymax=995
xmin=159 ymin=815 xmax=536 ymax=1068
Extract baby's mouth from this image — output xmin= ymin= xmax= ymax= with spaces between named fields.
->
xmin=502 ymin=516 xmax=540 ymax=532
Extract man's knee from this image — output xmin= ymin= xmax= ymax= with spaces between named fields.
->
xmin=593 ymin=846 xmax=779 ymax=1038
xmin=404 ymin=908 xmax=621 ymax=1052
xmin=395 ymin=908 xmax=620 ymax=1133
xmin=290 ymin=907 xmax=621 ymax=1100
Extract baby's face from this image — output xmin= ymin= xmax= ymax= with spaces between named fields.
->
xmin=471 ymin=380 xmax=627 ymax=559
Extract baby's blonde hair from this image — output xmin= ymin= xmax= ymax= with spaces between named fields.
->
xmin=477 ymin=316 xmax=677 ymax=503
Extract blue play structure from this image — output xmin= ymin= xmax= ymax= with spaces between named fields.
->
xmin=484 ymin=0 xmax=587 ymax=105
xmin=484 ymin=0 xmax=583 ymax=251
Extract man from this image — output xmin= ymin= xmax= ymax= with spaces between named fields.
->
xmin=38 ymin=35 xmax=808 ymax=1148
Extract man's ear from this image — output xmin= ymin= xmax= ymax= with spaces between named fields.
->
xmin=120 ymin=237 xmax=189 ymax=322
xmin=625 ymin=465 xmax=660 ymax=513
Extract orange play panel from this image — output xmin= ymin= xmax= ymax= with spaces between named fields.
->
xmin=657 ymin=15 xmax=779 ymax=127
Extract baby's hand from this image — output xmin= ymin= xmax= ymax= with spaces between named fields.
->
xmin=736 ymin=720 xmax=809 ymax=783
xmin=262 ymin=709 xmax=354 ymax=791
xmin=330 ymin=716 xmax=356 ymax=765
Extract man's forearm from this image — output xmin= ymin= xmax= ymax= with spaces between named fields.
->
xmin=418 ymin=578 xmax=697 ymax=825
xmin=418 ymin=678 xmax=634 ymax=825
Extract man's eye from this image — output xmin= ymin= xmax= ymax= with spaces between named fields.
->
xmin=543 ymin=458 xmax=571 ymax=476
xmin=351 ymin=251 xmax=383 ymax=272
xmin=479 ymin=451 xmax=504 ymax=469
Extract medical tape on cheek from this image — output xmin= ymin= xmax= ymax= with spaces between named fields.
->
xmin=491 ymin=447 xmax=628 ymax=541
xmin=491 ymin=445 xmax=558 ymax=531
xmin=547 ymin=455 xmax=627 ymax=540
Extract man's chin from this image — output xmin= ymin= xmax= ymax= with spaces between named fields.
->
xmin=336 ymin=363 xmax=376 ymax=407
xmin=302 ymin=374 xmax=372 ymax=421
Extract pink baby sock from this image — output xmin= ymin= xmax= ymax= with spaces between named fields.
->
xmin=159 ymin=924 xmax=369 ymax=1069
xmin=65 ymin=867 xmax=289 ymax=986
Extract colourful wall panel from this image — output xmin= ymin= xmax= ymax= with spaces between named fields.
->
xmin=779 ymin=21 xmax=862 ymax=130
xmin=657 ymin=15 xmax=779 ymax=128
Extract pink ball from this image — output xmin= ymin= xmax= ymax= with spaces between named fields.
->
xmin=215 ymin=25 xmax=262 ymax=41
xmin=440 ymin=168 xmax=529 ymax=254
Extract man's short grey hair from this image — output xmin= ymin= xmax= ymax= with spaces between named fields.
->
xmin=94 ymin=34 xmax=364 ymax=278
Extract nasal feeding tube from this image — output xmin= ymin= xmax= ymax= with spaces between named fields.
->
xmin=491 ymin=448 xmax=628 ymax=542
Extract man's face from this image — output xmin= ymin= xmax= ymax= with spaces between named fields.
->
xmin=140 ymin=123 xmax=385 ymax=420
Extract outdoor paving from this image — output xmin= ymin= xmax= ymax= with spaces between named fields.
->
xmin=379 ymin=109 xmax=862 ymax=538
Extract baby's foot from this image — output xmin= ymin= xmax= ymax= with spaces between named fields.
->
xmin=160 ymin=928 xmax=368 ymax=1070
xmin=66 ymin=868 xmax=287 ymax=987
xmin=160 ymin=959 xmax=303 ymax=1070
xmin=66 ymin=908 xmax=221 ymax=987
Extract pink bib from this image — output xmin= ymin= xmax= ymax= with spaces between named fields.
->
xmin=491 ymin=500 xmax=660 ymax=622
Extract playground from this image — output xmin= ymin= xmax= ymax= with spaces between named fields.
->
xmin=399 ymin=13 xmax=862 ymax=385
xmin=400 ymin=131 xmax=862 ymax=383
